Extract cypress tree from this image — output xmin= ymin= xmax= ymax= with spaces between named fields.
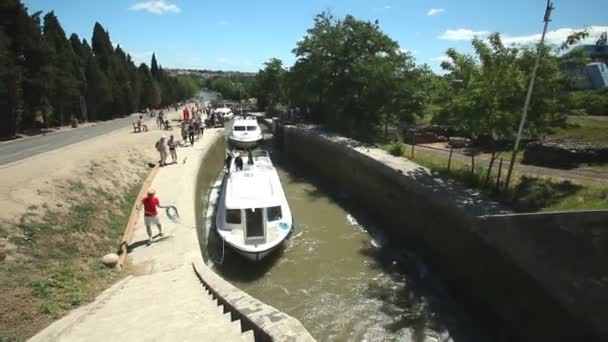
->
xmin=85 ymin=57 xmax=112 ymax=120
xmin=150 ymin=53 xmax=159 ymax=79
xmin=43 ymin=11 xmax=81 ymax=124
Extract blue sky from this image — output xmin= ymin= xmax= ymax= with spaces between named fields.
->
xmin=23 ymin=0 xmax=608 ymax=73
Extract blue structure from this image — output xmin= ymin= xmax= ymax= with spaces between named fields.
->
xmin=585 ymin=62 xmax=608 ymax=89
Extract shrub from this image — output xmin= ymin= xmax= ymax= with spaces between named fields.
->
xmin=567 ymin=89 xmax=608 ymax=116
xmin=388 ymin=142 xmax=405 ymax=156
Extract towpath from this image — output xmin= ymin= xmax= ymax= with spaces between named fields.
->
xmin=29 ymin=128 xmax=255 ymax=342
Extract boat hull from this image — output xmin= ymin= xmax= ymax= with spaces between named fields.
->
xmin=226 ymin=241 xmax=283 ymax=261
xmin=228 ymin=137 xmax=262 ymax=149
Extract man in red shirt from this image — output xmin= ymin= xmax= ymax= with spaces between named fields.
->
xmin=183 ymin=107 xmax=190 ymax=122
xmin=137 ymin=189 xmax=166 ymax=245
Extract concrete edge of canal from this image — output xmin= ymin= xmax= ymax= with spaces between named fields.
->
xmin=269 ymin=120 xmax=607 ymax=342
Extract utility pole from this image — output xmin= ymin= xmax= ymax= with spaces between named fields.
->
xmin=504 ymin=0 xmax=554 ymax=190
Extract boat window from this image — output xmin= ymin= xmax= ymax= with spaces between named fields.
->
xmin=267 ymin=206 xmax=282 ymax=221
xmin=226 ymin=209 xmax=241 ymax=224
xmin=234 ymin=126 xmax=246 ymax=131
xmin=246 ymin=126 xmax=257 ymax=131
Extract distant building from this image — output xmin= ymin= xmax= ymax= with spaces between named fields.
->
xmin=585 ymin=62 xmax=608 ymax=89
xmin=577 ymin=44 xmax=608 ymax=60
xmin=561 ymin=45 xmax=608 ymax=90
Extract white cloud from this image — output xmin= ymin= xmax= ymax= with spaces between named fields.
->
xmin=501 ymin=25 xmax=608 ymax=46
xmin=427 ymin=8 xmax=445 ymax=16
xmin=130 ymin=0 xmax=180 ymax=14
xmin=373 ymin=5 xmax=392 ymax=11
xmin=217 ymin=20 xmax=229 ymax=26
xmin=439 ymin=29 xmax=490 ymax=41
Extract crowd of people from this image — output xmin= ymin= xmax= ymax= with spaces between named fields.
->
xmin=151 ymin=101 xmax=228 ymax=167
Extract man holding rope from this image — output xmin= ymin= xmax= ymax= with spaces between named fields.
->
xmin=137 ymin=189 xmax=167 ymax=246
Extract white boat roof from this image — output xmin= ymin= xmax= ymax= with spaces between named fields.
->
xmin=232 ymin=118 xmax=260 ymax=127
xmin=225 ymin=154 xmax=282 ymax=209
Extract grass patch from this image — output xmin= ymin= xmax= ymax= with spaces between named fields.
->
xmin=0 ymin=180 xmax=143 ymax=340
xmin=382 ymin=143 xmax=608 ymax=212
xmin=547 ymin=116 xmax=608 ymax=145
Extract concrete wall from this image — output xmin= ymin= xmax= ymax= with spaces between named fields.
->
xmin=476 ymin=210 xmax=608 ymax=339
xmin=279 ymin=124 xmax=606 ymax=341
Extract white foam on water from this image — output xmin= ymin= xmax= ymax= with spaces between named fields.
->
xmin=346 ymin=214 xmax=359 ymax=226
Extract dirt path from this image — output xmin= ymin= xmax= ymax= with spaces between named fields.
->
xmin=415 ymin=144 xmax=608 ymax=183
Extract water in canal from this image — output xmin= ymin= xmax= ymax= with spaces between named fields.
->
xmin=198 ymin=125 xmax=497 ymax=342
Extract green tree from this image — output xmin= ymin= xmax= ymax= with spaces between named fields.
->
xmin=255 ymin=58 xmax=286 ymax=113
xmin=85 ymin=57 xmax=112 ymax=120
xmin=288 ymin=12 xmax=426 ymax=138
xmin=139 ymin=64 xmax=161 ymax=109
xmin=42 ymin=11 xmax=82 ymax=124
xmin=433 ymin=33 xmax=568 ymax=139
xmin=150 ymin=53 xmax=159 ymax=78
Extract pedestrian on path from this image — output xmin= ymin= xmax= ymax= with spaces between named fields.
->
xmin=180 ymin=121 xmax=188 ymax=145
xmin=183 ymin=107 xmax=190 ymax=122
xmin=155 ymin=135 xmax=168 ymax=166
xmin=137 ymin=189 xmax=167 ymax=246
xmin=188 ymin=121 xmax=195 ymax=145
xmin=168 ymin=135 xmax=178 ymax=164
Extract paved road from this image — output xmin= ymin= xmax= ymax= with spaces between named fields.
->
xmin=0 ymin=115 xmax=139 ymax=166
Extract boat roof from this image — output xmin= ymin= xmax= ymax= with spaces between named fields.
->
xmin=225 ymin=164 xmax=282 ymax=209
xmin=232 ymin=118 xmax=260 ymax=127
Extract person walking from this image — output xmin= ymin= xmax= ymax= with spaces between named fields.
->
xmin=183 ymin=107 xmax=190 ymax=122
xmin=155 ymin=135 xmax=168 ymax=166
xmin=137 ymin=189 xmax=166 ymax=246
xmin=188 ymin=121 xmax=195 ymax=145
xmin=168 ymin=135 xmax=178 ymax=164
xmin=157 ymin=111 xmax=164 ymax=128
xmin=180 ymin=121 xmax=188 ymax=145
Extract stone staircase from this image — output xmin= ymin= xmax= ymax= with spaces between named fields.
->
xmin=30 ymin=265 xmax=254 ymax=342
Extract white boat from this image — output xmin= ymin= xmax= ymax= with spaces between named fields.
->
xmin=228 ymin=116 xmax=264 ymax=149
xmin=214 ymin=107 xmax=234 ymax=122
xmin=215 ymin=150 xmax=293 ymax=261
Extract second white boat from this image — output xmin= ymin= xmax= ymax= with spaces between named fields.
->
xmin=228 ymin=115 xmax=264 ymax=149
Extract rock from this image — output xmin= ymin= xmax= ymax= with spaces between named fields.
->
xmin=101 ymin=253 xmax=120 ymax=267
xmin=448 ymin=137 xmax=471 ymax=148
xmin=523 ymin=140 xmax=608 ymax=168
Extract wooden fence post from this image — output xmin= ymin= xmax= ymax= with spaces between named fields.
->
xmin=484 ymin=152 xmax=496 ymax=186
xmin=447 ymin=146 xmax=453 ymax=171
xmin=471 ymin=154 xmax=475 ymax=174
xmin=410 ymin=132 xmax=415 ymax=159
xmin=496 ymin=158 xmax=504 ymax=191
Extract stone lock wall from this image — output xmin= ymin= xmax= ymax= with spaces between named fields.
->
xmin=280 ymin=124 xmax=606 ymax=341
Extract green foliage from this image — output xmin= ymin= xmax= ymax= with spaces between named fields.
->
xmin=510 ymin=177 xmax=582 ymax=212
xmin=0 ymin=1 xmax=198 ymax=137
xmin=205 ymin=76 xmax=254 ymax=101
xmin=433 ymin=33 xmax=569 ymax=139
xmin=283 ymin=12 xmax=427 ymax=139
xmin=547 ymin=115 xmax=608 ymax=144
xmin=388 ymin=142 xmax=405 ymax=156
xmin=256 ymin=58 xmax=287 ymax=114
xmin=566 ymin=89 xmax=608 ymax=116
